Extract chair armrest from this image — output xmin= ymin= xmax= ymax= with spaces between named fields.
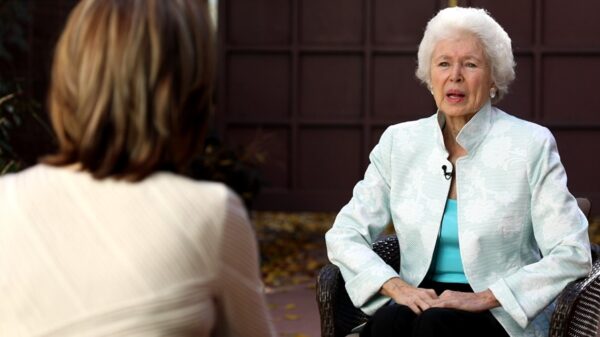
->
xmin=316 ymin=235 xmax=400 ymax=337
xmin=316 ymin=263 xmax=370 ymax=337
xmin=372 ymin=235 xmax=401 ymax=272
xmin=316 ymin=263 xmax=341 ymax=337
xmin=549 ymin=243 xmax=600 ymax=337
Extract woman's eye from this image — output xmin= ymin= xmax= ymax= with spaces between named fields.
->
xmin=465 ymin=62 xmax=477 ymax=68
xmin=438 ymin=62 xmax=450 ymax=67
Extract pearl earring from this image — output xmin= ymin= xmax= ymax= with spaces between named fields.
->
xmin=490 ymin=88 xmax=497 ymax=99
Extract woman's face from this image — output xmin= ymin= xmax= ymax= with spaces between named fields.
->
xmin=430 ymin=33 xmax=494 ymax=120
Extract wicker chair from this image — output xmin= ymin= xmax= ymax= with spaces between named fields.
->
xmin=316 ymin=198 xmax=600 ymax=337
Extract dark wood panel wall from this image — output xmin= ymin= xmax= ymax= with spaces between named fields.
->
xmin=469 ymin=0 xmax=600 ymax=216
xmin=15 ymin=1 xmax=600 ymax=214
xmin=219 ymin=0 xmax=600 ymax=214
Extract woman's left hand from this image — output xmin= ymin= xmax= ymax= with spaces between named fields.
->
xmin=429 ymin=289 xmax=500 ymax=312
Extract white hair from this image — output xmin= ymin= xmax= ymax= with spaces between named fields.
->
xmin=415 ymin=7 xmax=515 ymax=103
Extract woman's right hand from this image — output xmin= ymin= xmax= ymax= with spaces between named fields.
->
xmin=380 ymin=277 xmax=438 ymax=314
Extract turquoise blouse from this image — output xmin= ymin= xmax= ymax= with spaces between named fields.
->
xmin=431 ymin=199 xmax=468 ymax=284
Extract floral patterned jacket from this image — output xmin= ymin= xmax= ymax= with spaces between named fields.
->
xmin=325 ymin=101 xmax=592 ymax=337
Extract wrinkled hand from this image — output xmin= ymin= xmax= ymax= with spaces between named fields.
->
xmin=429 ymin=289 xmax=500 ymax=312
xmin=381 ymin=277 xmax=438 ymax=314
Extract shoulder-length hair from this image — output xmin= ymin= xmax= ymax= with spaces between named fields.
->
xmin=44 ymin=0 xmax=215 ymax=181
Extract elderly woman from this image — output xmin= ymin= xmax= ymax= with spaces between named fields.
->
xmin=0 ymin=0 xmax=274 ymax=336
xmin=325 ymin=7 xmax=591 ymax=337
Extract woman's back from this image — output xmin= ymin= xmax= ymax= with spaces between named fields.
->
xmin=0 ymin=164 xmax=273 ymax=336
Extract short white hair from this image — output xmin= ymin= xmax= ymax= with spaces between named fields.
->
xmin=415 ymin=7 xmax=515 ymax=103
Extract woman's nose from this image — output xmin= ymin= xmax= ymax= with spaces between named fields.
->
xmin=450 ymin=65 xmax=463 ymax=82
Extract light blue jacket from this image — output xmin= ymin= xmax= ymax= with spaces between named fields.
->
xmin=325 ymin=102 xmax=592 ymax=337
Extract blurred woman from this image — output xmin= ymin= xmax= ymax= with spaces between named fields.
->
xmin=0 ymin=0 xmax=274 ymax=336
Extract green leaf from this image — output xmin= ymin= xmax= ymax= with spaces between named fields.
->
xmin=1 ymin=159 xmax=21 ymax=175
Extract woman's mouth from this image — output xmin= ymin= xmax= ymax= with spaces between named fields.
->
xmin=446 ymin=90 xmax=466 ymax=103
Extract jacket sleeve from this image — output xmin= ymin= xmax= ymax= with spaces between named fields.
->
xmin=489 ymin=127 xmax=592 ymax=328
xmin=325 ymin=126 xmax=399 ymax=315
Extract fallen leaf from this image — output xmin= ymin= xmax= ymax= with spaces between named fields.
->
xmin=253 ymin=211 xmax=336 ymax=288
xmin=306 ymin=259 xmax=320 ymax=271
xmin=284 ymin=314 xmax=300 ymax=320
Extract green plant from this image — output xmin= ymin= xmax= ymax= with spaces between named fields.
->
xmin=0 ymin=1 xmax=30 ymax=63
xmin=0 ymin=87 xmax=43 ymax=174
xmin=0 ymin=0 xmax=50 ymax=175
xmin=188 ymin=132 xmax=269 ymax=210
xmin=0 ymin=93 xmax=19 ymax=174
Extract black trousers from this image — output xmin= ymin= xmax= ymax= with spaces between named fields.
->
xmin=359 ymin=280 xmax=509 ymax=337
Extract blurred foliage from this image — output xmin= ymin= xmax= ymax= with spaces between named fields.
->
xmin=253 ymin=212 xmax=336 ymax=288
xmin=0 ymin=0 xmax=30 ymax=63
xmin=0 ymin=87 xmax=44 ymax=174
xmin=0 ymin=0 xmax=47 ymax=175
xmin=188 ymin=133 xmax=269 ymax=209
xmin=590 ymin=217 xmax=600 ymax=244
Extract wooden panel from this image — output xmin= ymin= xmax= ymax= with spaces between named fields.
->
xmin=300 ymin=0 xmax=363 ymax=44
xmin=252 ymin=190 xmax=354 ymax=211
xmin=30 ymin=0 xmax=78 ymax=99
xmin=367 ymin=127 xmax=388 ymax=169
xmin=553 ymin=130 xmax=600 ymax=207
xmin=543 ymin=57 xmax=600 ymax=124
xmin=227 ymin=54 xmax=290 ymax=119
xmin=373 ymin=0 xmax=437 ymax=46
xmin=372 ymin=55 xmax=435 ymax=121
xmin=496 ymin=56 xmax=533 ymax=121
xmin=298 ymin=128 xmax=361 ymax=190
xmin=544 ymin=0 xmax=600 ymax=47
xmin=227 ymin=0 xmax=290 ymax=45
xmin=299 ymin=55 xmax=363 ymax=119
xmin=226 ymin=127 xmax=289 ymax=189
xmin=371 ymin=127 xmax=387 ymax=150
xmin=220 ymin=0 xmax=600 ymax=214
xmin=469 ymin=0 xmax=534 ymax=48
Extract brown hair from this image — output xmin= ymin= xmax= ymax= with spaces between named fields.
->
xmin=44 ymin=0 xmax=215 ymax=181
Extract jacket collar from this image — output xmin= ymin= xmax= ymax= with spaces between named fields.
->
xmin=435 ymin=100 xmax=494 ymax=154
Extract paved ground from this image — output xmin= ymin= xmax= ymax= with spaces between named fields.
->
xmin=252 ymin=212 xmax=332 ymax=337
xmin=266 ymin=283 xmax=321 ymax=337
